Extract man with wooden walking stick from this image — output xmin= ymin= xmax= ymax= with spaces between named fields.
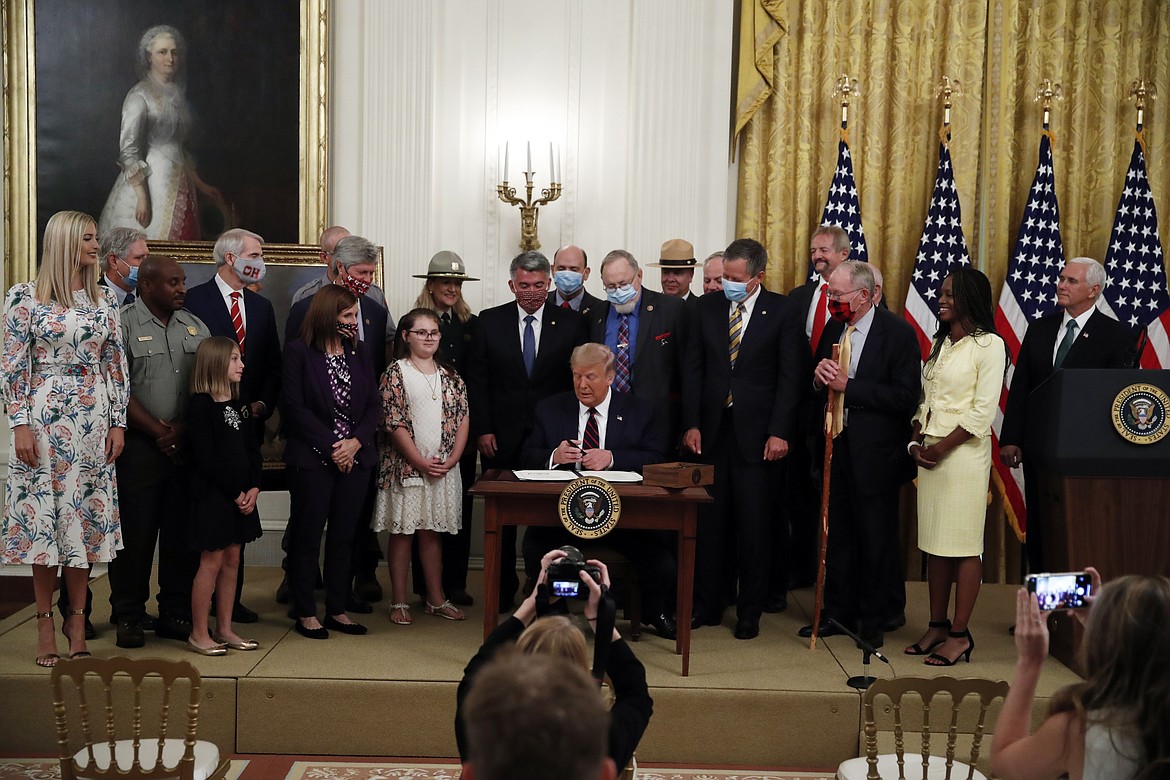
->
xmin=799 ymin=261 xmax=920 ymax=649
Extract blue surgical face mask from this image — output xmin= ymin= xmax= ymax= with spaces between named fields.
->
xmin=722 ymin=277 xmax=750 ymax=302
xmin=606 ymin=284 xmax=638 ymax=306
xmin=118 ymin=258 xmax=139 ymax=289
xmin=554 ymin=270 xmax=584 ymax=295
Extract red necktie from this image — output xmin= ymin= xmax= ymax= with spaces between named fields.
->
xmin=582 ymin=407 xmax=600 ymax=450
xmin=810 ymin=283 xmax=828 ymax=355
xmin=561 ymin=301 xmax=571 ymax=309
xmin=230 ymin=291 xmax=246 ymax=353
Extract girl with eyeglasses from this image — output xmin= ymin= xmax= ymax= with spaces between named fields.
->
xmin=373 ymin=308 xmax=470 ymax=625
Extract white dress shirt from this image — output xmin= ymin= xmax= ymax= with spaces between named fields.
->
xmin=516 ymin=303 xmax=545 ymax=357
xmin=547 ymin=388 xmax=615 ymax=469
xmin=213 ymin=272 xmax=247 ymax=331
xmin=1052 ymin=305 xmax=1098 ymax=366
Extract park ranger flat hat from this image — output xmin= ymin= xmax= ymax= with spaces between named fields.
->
xmin=413 ymin=250 xmax=480 ymax=281
xmin=648 ymin=238 xmax=697 ymax=268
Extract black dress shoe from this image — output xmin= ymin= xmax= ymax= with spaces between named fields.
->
xmin=734 ymin=616 xmax=760 ymax=640
xmin=883 ymin=612 xmax=907 ymax=631
xmin=448 ymin=589 xmax=474 ymax=607
xmin=691 ymin=611 xmax=723 ymax=630
xmin=324 ymin=616 xmax=368 ymax=635
xmin=797 ymin=620 xmax=847 ymax=639
xmin=647 ymin=613 xmax=677 ymax=640
xmin=155 ymin=614 xmax=193 ymax=641
xmin=354 ymin=578 xmax=383 ymax=603
xmin=84 ymin=617 xmax=97 ymax=641
xmin=858 ymin=629 xmax=885 ymax=650
xmin=293 ymin=620 xmax=329 ymax=640
xmin=275 ymin=574 xmax=290 ymax=604
xmin=763 ymin=596 xmax=788 ymax=613
xmin=346 ymin=592 xmax=374 ymax=614
xmin=116 ymin=620 xmax=145 ymax=649
xmin=233 ymin=603 xmax=259 ymax=623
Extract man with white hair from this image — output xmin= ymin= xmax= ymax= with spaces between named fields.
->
xmin=292 ymin=225 xmax=394 ymax=337
xmin=1000 ymin=256 xmax=1137 ymax=572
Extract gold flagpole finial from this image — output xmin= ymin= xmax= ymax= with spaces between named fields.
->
xmin=833 ymin=74 xmax=860 ymax=127
xmin=1033 ymin=79 xmax=1063 ymax=127
xmin=1129 ymin=79 xmax=1157 ymax=129
xmin=936 ymin=76 xmax=963 ymax=128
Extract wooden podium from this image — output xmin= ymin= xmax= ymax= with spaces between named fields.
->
xmin=470 ymin=469 xmax=711 ymax=676
xmin=1026 ymin=369 xmax=1170 ymax=668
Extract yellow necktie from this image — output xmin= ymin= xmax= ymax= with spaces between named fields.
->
xmin=726 ymin=303 xmax=745 ymax=406
xmin=830 ymin=325 xmax=856 ymax=438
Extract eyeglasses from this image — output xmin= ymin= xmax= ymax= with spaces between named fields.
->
xmin=408 ymin=329 xmax=441 ymax=340
xmin=826 ymin=288 xmax=864 ymax=302
xmin=602 ymin=281 xmax=636 ymax=293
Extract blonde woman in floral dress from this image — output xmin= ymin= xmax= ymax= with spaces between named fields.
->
xmin=1 ymin=211 xmax=130 ymax=666
xmin=374 ymin=308 xmax=469 ymax=625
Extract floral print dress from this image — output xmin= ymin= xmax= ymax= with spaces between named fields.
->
xmin=1 ymin=283 xmax=130 ymax=566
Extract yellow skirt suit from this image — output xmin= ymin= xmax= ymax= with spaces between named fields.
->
xmin=912 ymin=332 xmax=1006 ymax=557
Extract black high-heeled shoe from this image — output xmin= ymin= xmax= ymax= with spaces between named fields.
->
xmin=925 ymin=629 xmax=975 ymax=666
xmin=904 ymin=619 xmax=950 ymax=656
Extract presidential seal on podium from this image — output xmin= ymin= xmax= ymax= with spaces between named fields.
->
xmin=558 ymin=476 xmax=622 ymax=539
xmin=1111 ymin=383 xmax=1170 ymax=445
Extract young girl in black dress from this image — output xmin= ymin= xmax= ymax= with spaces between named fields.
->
xmin=187 ymin=337 xmax=262 ymax=655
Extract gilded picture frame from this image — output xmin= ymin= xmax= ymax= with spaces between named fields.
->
xmin=1 ymin=0 xmax=328 ymax=290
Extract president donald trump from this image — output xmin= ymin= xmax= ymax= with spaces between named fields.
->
xmin=520 ymin=343 xmax=676 ymax=638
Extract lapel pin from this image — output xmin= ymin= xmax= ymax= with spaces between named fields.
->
xmin=616 ymin=415 xmax=623 ymax=421
xmin=647 ymin=305 xmax=654 ymax=311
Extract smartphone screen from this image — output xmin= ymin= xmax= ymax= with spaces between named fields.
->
xmin=1027 ymin=572 xmax=1092 ymax=610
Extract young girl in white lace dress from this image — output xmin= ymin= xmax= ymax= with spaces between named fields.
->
xmin=374 ymin=308 xmax=469 ymax=625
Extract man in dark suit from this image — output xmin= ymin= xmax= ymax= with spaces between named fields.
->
xmin=548 ymin=244 xmax=602 ymax=317
xmin=782 ymin=225 xmax=853 ymax=599
xmin=467 ymin=250 xmax=586 ymax=609
xmin=588 ymin=249 xmax=687 ymax=447
xmin=283 ymin=235 xmax=391 ymax=612
xmin=1000 ymin=256 xmax=1136 ymax=572
xmin=682 ymin=238 xmax=808 ymax=639
xmin=798 ymin=261 xmax=919 ymax=648
xmin=519 ymin=343 xmax=675 ymax=638
xmin=183 ymin=228 xmax=283 ymax=624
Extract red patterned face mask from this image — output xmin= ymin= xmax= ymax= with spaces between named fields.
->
xmin=338 ymin=270 xmax=371 ymax=299
xmin=827 ymin=297 xmax=853 ymax=322
xmin=514 ymin=288 xmax=547 ymax=314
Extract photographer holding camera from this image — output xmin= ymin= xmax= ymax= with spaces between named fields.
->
xmin=455 ymin=547 xmax=653 ymax=775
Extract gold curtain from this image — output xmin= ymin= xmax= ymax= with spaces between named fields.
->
xmin=736 ymin=0 xmax=1170 ymax=310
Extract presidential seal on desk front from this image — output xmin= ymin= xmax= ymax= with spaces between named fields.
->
xmin=558 ymin=476 xmax=621 ymax=539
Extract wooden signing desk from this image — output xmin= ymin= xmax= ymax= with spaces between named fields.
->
xmin=470 ymin=469 xmax=711 ymax=676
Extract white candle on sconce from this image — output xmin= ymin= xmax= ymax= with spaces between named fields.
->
xmin=549 ymin=143 xmax=554 ymax=183
xmin=503 ymin=142 xmax=509 ymax=181
xmin=526 ymin=141 xmax=532 ymax=175
xmin=555 ymin=145 xmax=561 ymax=183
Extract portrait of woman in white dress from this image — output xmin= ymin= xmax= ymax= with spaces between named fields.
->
xmin=98 ymin=25 xmax=223 ymax=240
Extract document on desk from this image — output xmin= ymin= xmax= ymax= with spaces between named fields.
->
xmin=512 ymin=470 xmax=643 ymax=483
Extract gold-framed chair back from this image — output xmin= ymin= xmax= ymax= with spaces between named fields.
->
xmin=50 ymin=656 xmax=227 ymax=780
xmin=837 ymin=676 xmax=1009 ymax=780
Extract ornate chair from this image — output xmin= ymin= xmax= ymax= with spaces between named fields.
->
xmin=50 ymin=656 xmax=229 ymax=780
xmin=837 ymin=676 xmax=1010 ymax=780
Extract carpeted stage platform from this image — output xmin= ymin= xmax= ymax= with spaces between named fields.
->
xmin=0 ymin=567 xmax=1078 ymax=769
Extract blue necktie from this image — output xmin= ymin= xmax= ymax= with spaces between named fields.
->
xmin=123 ymin=292 xmax=135 ymax=306
xmin=522 ymin=315 xmax=536 ymax=377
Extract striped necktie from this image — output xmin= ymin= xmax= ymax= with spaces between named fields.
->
xmin=726 ymin=302 xmax=745 ymax=406
xmin=582 ymin=407 xmax=600 ymax=450
xmin=614 ymin=314 xmax=632 ymax=392
xmin=230 ymin=291 xmax=246 ymax=354
xmin=830 ymin=325 xmax=856 ymax=438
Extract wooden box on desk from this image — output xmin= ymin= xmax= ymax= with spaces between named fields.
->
xmin=642 ymin=462 xmax=714 ymax=488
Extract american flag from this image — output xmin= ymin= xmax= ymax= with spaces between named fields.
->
xmin=808 ymin=133 xmax=870 ymax=280
xmin=992 ymin=131 xmax=1064 ymax=540
xmin=1100 ymin=136 xmax=1169 ymax=368
xmin=903 ymin=136 xmax=971 ymax=358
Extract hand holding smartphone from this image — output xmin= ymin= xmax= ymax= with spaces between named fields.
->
xmin=1026 ymin=571 xmax=1093 ymax=611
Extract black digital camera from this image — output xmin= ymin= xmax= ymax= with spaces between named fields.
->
xmin=546 ymin=545 xmax=603 ymax=599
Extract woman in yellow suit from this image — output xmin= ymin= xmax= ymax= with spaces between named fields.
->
xmin=904 ymin=267 xmax=1006 ymax=666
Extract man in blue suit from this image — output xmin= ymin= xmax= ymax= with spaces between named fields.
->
xmin=183 ymin=228 xmax=283 ymax=624
xmin=520 ymin=343 xmax=676 ymax=639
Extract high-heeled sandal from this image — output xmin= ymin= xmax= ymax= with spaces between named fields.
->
xmin=904 ymin=619 xmax=951 ymax=656
xmin=62 ymin=608 xmax=92 ymax=659
xmin=389 ymin=604 xmax=413 ymax=625
xmin=925 ymin=629 xmax=975 ymax=666
xmin=35 ymin=611 xmax=60 ymax=668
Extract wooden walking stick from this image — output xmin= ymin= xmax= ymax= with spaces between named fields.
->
xmin=810 ymin=343 xmax=840 ymax=650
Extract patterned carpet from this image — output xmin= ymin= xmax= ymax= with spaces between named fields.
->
xmin=0 ymin=759 xmax=836 ymax=780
